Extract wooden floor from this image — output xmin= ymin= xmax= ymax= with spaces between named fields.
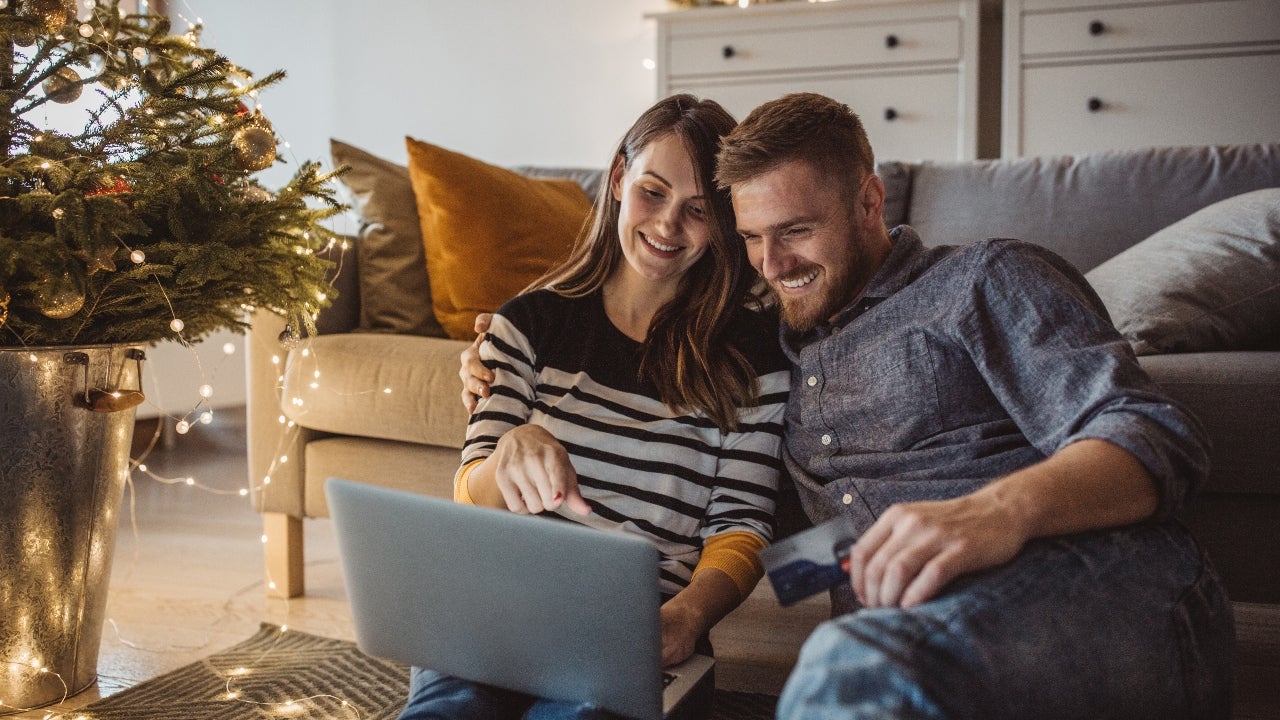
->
xmin=5 ymin=407 xmax=1278 ymax=718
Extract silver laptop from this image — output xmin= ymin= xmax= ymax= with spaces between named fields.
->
xmin=325 ymin=478 xmax=715 ymax=720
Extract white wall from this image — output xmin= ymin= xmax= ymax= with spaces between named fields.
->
xmin=149 ymin=0 xmax=669 ymax=413
xmin=181 ymin=0 xmax=668 ymax=175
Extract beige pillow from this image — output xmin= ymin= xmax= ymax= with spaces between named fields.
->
xmin=330 ymin=139 xmax=446 ymax=337
xmin=405 ymin=137 xmax=592 ymax=339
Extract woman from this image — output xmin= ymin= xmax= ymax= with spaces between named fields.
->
xmin=399 ymin=94 xmax=789 ymax=720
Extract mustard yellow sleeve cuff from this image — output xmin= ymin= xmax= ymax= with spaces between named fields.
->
xmin=453 ymin=459 xmax=485 ymax=505
xmin=694 ymin=531 xmax=767 ymax=600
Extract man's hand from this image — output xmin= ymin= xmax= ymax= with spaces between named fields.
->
xmin=848 ymin=494 xmax=1028 ymax=609
xmin=484 ymin=424 xmax=592 ymax=516
xmin=847 ymin=439 xmax=1159 ymax=609
xmin=459 ymin=313 xmax=494 ymax=413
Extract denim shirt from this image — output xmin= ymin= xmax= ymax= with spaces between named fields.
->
xmin=780 ymin=226 xmax=1210 ymax=539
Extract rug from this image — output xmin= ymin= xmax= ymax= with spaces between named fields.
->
xmin=79 ymin=623 xmax=778 ymax=719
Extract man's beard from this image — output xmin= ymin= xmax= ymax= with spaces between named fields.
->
xmin=773 ymin=269 xmax=856 ymax=334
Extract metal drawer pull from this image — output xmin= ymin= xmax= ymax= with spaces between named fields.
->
xmin=885 ymin=34 xmax=899 ymax=48
xmin=722 ymin=45 xmax=736 ymax=59
xmin=1088 ymin=20 xmax=1106 ymax=36
xmin=1087 ymin=97 xmax=1104 ymax=112
xmin=884 ymin=107 xmax=898 ymax=121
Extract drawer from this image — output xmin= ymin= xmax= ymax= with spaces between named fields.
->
xmin=668 ymin=18 xmax=961 ymax=78
xmin=673 ymin=70 xmax=963 ymax=162
xmin=1017 ymin=53 xmax=1280 ymax=156
xmin=1021 ymin=0 xmax=1280 ymax=57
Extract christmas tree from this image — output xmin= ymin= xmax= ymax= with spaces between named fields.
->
xmin=0 ymin=0 xmax=342 ymax=347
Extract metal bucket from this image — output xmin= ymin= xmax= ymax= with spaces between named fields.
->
xmin=0 ymin=344 xmax=145 ymax=713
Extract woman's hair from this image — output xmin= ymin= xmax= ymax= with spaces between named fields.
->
xmin=529 ymin=94 xmax=759 ymax=433
xmin=716 ymin=92 xmax=874 ymax=205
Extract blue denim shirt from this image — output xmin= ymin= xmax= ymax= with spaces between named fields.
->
xmin=781 ymin=226 xmax=1210 ymax=539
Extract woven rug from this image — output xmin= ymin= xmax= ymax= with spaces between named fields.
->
xmin=79 ymin=623 xmax=778 ymax=719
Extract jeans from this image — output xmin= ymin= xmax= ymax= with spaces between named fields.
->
xmin=397 ymin=668 xmax=622 ymax=720
xmin=777 ymin=521 xmax=1234 ymax=720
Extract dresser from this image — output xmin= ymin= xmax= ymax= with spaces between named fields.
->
xmin=1002 ymin=0 xmax=1280 ymax=157
xmin=649 ymin=0 xmax=985 ymax=162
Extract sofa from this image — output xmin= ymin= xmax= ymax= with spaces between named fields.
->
xmin=246 ymin=139 xmax=1279 ymax=693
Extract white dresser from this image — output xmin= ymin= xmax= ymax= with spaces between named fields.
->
xmin=649 ymin=0 xmax=984 ymax=162
xmin=1002 ymin=0 xmax=1280 ymax=157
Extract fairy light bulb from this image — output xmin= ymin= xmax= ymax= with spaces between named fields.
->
xmin=78 ymin=23 xmax=93 ymax=37
xmin=169 ymin=318 xmax=184 ymax=332
xmin=198 ymin=384 xmax=213 ymax=399
xmin=130 ymin=249 xmax=145 ymax=263
xmin=175 ymin=420 xmax=190 ymax=434
xmin=223 ymin=342 xmax=236 ymax=355
xmin=200 ymin=411 xmax=213 ymax=424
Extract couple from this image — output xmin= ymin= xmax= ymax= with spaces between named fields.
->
xmin=403 ymin=93 xmax=1234 ymax=720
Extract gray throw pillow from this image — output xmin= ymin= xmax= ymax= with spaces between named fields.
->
xmin=331 ymin=139 xmax=447 ymax=338
xmin=1085 ymin=188 xmax=1280 ymax=355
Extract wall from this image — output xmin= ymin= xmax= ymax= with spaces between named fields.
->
xmin=146 ymin=0 xmax=668 ymax=415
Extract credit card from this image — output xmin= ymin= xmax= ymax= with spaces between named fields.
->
xmin=758 ymin=515 xmax=858 ymax=606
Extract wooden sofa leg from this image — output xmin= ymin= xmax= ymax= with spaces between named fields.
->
xmin=264 ymin=512 xmax=304 ymax=598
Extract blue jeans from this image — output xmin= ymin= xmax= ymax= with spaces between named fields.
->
xmin=397 ymin=668 xmax=622 ymax=720
xmin=777 ymin=521 xmax=1234 ymax=720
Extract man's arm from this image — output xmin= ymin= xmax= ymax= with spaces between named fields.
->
xmin=459 ymin=313 xmax=494 ymax=413
xmin=849 ymin=437 xmax=1158 ymax=609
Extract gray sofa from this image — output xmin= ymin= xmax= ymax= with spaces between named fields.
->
xmin=246 ymin=141 xmax=1279 ymax=692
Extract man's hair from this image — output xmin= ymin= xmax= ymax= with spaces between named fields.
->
xmin=716 ymin=93 xmax=874 ymax=200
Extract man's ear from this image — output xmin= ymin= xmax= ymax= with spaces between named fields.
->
xmin=860 ymin=174 xmax=886 ymax=231
xmin=609 ymin=155 xmax=626 ymax=202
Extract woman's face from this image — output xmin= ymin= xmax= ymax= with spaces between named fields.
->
xmin=609 ymin=133 xmax=714 ymax=292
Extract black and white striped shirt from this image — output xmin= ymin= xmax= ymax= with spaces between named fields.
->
xmin=463 ymin=289 xmax=790 ymax=594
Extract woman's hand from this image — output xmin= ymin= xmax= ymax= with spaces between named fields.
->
xmin=657 ymin=569 xmax=741 ymax=667
xmin=481 ymin=424 xmax=592 ymax=516
xmin=659 ymin=602 xmax=702 ymax=668
xmin=459 ymin=313 xmax=494 ymax=413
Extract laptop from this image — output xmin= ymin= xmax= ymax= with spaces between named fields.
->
xmin=325 ymin=478 xmax=715 ymax=720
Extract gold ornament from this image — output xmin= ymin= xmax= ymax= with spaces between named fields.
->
xmin=43 ymin=66 xmax=83 ymax=104
xmin=0 ymin=289 xmax=9 ymax=330
xmin=20 ymin=0 xmax=74 ymax=35
xmin=233 ymin=123 xmax=277 ymax=171
xmin=277 ymin=325 xmax=302 ymax=350
xmin=35 ymin=271 xmax=86 ymax=319
xmin=73 ymin=244 xmax=118 ymax=275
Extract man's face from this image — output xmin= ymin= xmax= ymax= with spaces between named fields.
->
xmin=731 ymin=159 xmax=889 ymax=332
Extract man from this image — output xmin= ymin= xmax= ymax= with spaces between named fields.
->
xmin=460 ymin=92 xmax=1234 ymax=718
xmin=714 ymin=93 xmax=1233 ymax=719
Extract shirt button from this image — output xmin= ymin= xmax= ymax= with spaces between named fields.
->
xmin=806 ymin=375 xmax=817 ymax=387
xmin=821 ymin=434 xmax=832 ymax=446
xmin=842 ymin=494 xmax=854 ymax=505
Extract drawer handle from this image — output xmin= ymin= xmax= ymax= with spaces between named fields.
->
xmin=722 ymin=45 xmax=736 ymax=59
xmin=885 ymin=34 xmax=899 ymax=49
xmin=884 ymin=107 xmax=898 ymax=121
xmin=1088 ymin=20 xmax=1106 ymax=36
xmin=1087 ymin=97 xmax=1104 ymax=113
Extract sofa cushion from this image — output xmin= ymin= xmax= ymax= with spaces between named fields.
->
xmin=406 ymin=137 xmax=592 ymax=340
xmin=1140 ymin=351 xmax=1280 ymax=497
xmin=280 ymin=333 xmax=472 ymax=448
xmin=1086 ymin=189 xmax=1280 ymax=355
xmin=330 ymin=139 xmax=447 ymax=338
xmin=906 ymin=144 xmax=1280 ymax=272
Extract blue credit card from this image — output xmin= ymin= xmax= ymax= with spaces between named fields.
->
xmin=758 ymin=515 xmax=858 ymax=606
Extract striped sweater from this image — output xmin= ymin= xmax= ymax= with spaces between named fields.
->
xmin=462 ymin=289 xmax=790 ymax=595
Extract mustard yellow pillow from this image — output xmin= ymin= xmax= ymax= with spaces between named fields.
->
xmin=405 ymin=137 xmax=592 ymax=339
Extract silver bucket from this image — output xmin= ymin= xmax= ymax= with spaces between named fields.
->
xmin=0 ymin=344 xmax=145 ymax=713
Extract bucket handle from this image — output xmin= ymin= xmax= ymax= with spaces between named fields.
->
xmin=64 ymin=348 xmax=147 ymax=413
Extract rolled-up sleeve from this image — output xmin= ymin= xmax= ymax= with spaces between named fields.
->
xmin=955 ymin=241 xmax=1210 ymax=519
